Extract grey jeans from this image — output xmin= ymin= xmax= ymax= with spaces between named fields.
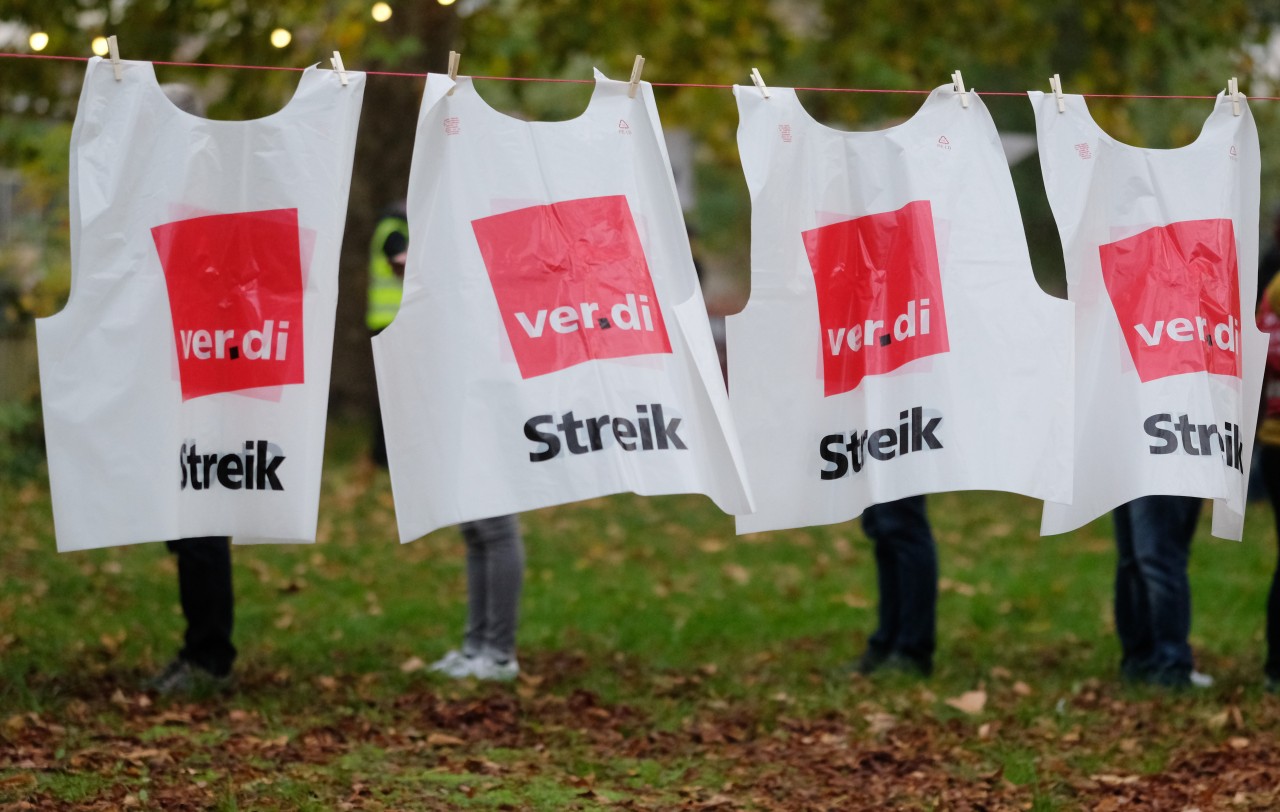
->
xmin=459 ymin=515 xmax=525 ymax=660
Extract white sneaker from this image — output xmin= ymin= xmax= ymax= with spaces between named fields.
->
xmin=429 ymin=649 xmax=518 ymax=681
xmin=1190 ymin=670 xmax=1215 ymax=689
xmin=429 ymin=649 xmax=480 ymax=678
xmin=471 ymin=654 xmax=519 ymax=682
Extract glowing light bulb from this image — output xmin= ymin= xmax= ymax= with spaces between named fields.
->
xmin=91 ymin=36 xmax=109 ymax=56
xmin=270 ymin=28 xmax=292 ymax=48
xmin=371 ymin=2 xmax=392 ymax=22
xmin=29 ymin=32 xmax=50 ymax=52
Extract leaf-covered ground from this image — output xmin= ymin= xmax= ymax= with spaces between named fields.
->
xmin=4 ymin=422 xmax=1280 ymax=810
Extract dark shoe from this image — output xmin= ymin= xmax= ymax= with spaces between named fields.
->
xmin=881 ymin=653 xmax=931 ymax=677
xmin=1123 ymin=665 xmax=1192 ymax=689
xmin=147 ymin=658 xmax=232 ymax=697
xmin=852 ymin=647 xmax=891 ymax=675
xmin=852 ymin=649 xmax=930 ymax=678
xmin=1266 ymin=676 xmax=1280 ymax=694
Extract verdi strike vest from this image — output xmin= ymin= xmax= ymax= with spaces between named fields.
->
xmin=372 ymin=71 xmax=753 ymax=542
xmin=38 ymin=57 xmax=364 ymax=551
xmin=729 ymin=84 xmax=1075 ymax=534
xmin=1032 ymin=88 xmax=1264 ymax=540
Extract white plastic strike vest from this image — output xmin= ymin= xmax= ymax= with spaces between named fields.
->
xmin=38 ymin=57 xmax=364 ymax=551
xmin=372 ymin=71 xmax=754 ymax=542
xmin=729 ymin=85 xmax=1074 ymax=534
xmin=1032 ymin=90 xmax=1263 ymax=539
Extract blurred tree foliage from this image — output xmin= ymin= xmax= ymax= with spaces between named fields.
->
xmin=0 ymin=0 xmax=1276 ymax=405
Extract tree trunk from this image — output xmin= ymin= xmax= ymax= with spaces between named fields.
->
xmin=331 ymin=4 xmax=457 ymax=420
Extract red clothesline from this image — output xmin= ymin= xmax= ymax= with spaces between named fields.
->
xmin=2 ymin=51 xmax=1278 ymax=101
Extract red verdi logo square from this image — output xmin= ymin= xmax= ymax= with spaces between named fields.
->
xmin=473 ymin=195 xmax=672 ymax=379
xmin=151 ymin=208 xmax=305 ymax=401
xmin=803 ymin=200 xmax=949 ymax=397
xmin=1099 ymin=219 xmax=1241 ymax=383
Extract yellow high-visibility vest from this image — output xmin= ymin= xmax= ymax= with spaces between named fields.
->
xmin=367 ymin=215 xmax=408 ymax=330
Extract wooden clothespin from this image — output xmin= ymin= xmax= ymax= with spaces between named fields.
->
xmin=1049 ymin=73 xmax=1065 ymax=113
xmin=750 ymin=67 xmax=770 ymax=99
xmin=628 ymin=55 xmax=645 ymax=99
xmin=330 ymin=51 xmax=348 ymax=86
xmin=951 ymin=69 xmax=969 ymax=108
xmin=1228 ymin=77 xmax=1241 ymax=116
xmin=107 ymin=35 xmax=122 ymax=80
xmin=447 ymin=50 xmax=461 ymax=96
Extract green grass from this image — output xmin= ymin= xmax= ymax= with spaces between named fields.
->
xmin=3 ymin=418 xmax=1280 ymax=810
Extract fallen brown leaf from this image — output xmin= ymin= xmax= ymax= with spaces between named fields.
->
xmin=939 ymin=577 xmax=977 ymax=597
xmin=1090 ymin=774 xmax=1140 ymax=786
xmin=837 ymin=593 xmax=872 ymax=609
xmin=945 ymin=690 xmax=987 ymax=715
xmin=864 ymin=712 xmax=897 ymax=734
xmin=400 ymin=656 xmax=426 ymax=673
xmin=0 ymin=773 xmax=36 ymax=792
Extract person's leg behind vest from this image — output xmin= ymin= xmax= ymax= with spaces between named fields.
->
xmin=858 ymin=496 xmax=937 ymax=676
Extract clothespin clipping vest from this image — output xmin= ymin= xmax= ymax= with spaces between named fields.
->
xmin=447 ymin=51 xmax=461 ymax=96
xmin=952 ymin=69 xmax=969 ymax=108
xmin=107 ymin=35 xmax=122 ymax=80
xmin=628 ymin=55 xmax=645 ymax=99
xmin=1049 ymin=73 xmax=1065 ymax=113
xmin=331 ymin=51 xmax=348 ymax=86
xmin=750 ymin=68 xmax=770 ymax=99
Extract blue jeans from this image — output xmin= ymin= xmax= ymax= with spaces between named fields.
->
xmin=863 ymin=495 xmax=938 ymax=673
xmin=1112 ymin=495 xmax=1201 ymax=684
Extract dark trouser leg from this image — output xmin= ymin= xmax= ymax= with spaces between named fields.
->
xmin=372 ymin=405 xmax=388 ymax=468
xmin=369 ymin=328 xmax=388 ymax=468
xmin=1115 ymin=496 xmax=1199 ymax=683
xmin=165 ymin=536 xmax=236 ymax=677
xmin=862 ymin=495 xmax=938 ymax=673
xmin=1261 ymin=448 xmax=1280 ymax=680
xmin=459 ymin=515 xmax=524 ymax=660
xmin=865 ymin=515 xmax=901 ymax=659
xmin=1112 ymin=502 xmax=1151 ymax=679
